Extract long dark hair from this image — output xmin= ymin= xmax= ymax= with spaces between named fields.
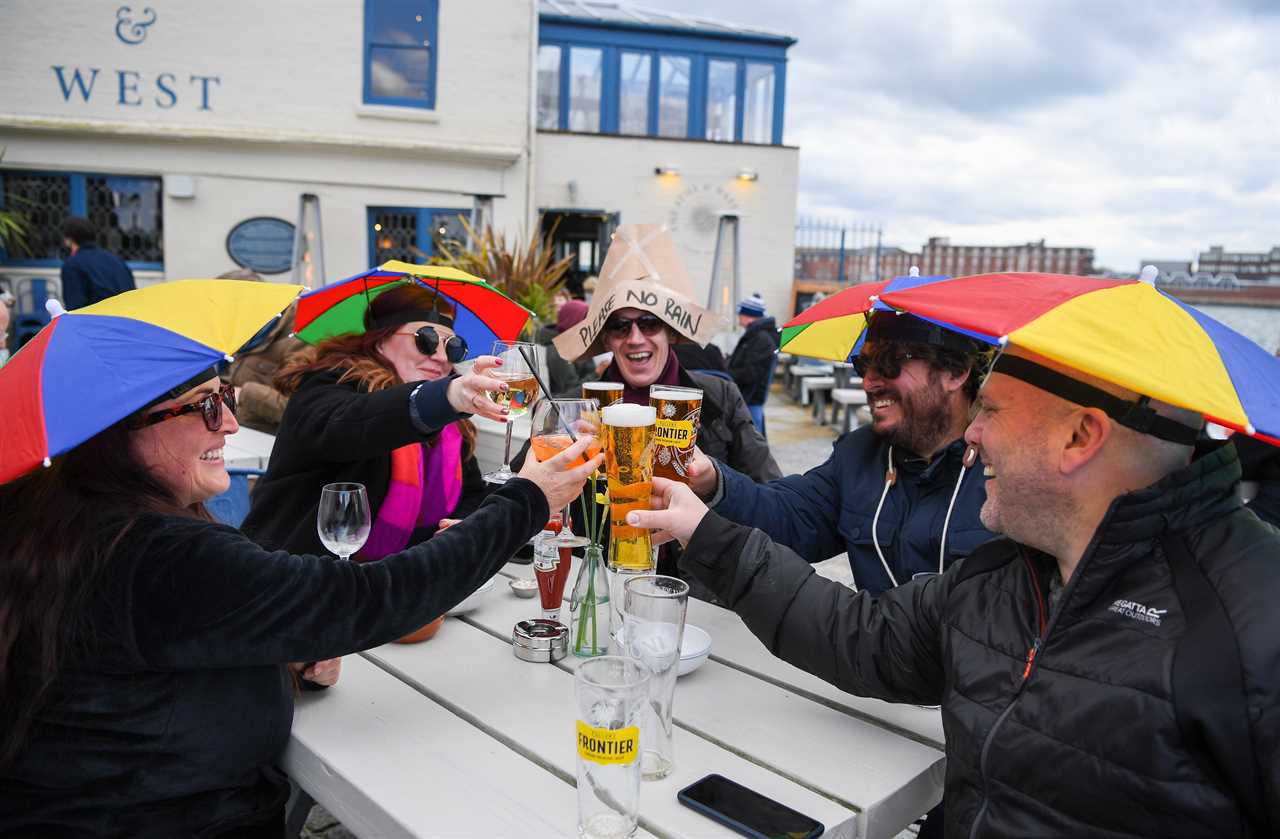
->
xmin=0 ymin=420 xmax=197 ymax=766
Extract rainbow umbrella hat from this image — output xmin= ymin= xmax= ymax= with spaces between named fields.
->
xmin=779 ymin=270 xmax=987 ymax=362
xmin=293 ymin=261 xmax=531 ymax=355
xmin=878 ymin=268 xmax=1280 ymax=444
xmin=0 ymin=279 xmax=303 ymax=484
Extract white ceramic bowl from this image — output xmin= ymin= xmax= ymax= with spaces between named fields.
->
xmin=448 ymin=576 xmax=497 ymax=615
xmin=677 ymin=624 xmax=712 ymax=677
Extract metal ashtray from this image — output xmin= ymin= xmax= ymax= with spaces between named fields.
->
xmin=513 ymin=619 xmax=568 ymax=663
xmin=509 ymin=577 xmax=539 ymax=598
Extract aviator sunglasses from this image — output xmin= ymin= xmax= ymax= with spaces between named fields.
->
xmin=603 ymin=313 xmax=665 ymax=338
xmin=851 ymin=346 xmax=924 ymax=379
xmin=135 ymin=383 xmax=237 ymax=432
xmin=401 ymin=325 xmax=468 ymax=364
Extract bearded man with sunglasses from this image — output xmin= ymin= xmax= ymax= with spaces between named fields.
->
xmin=686 ymin=312 xmax=995 ymax=594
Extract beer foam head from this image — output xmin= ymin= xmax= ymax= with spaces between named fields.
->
xmin=650 ymin=386 xmax=702 ymax=401
xmin=584 ymin=382 xmax=624 ymax=391
xmin=602 ymin=404 xmax=656 ymax=427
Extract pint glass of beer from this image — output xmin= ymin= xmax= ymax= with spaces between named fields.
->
xmin=649 ymin=385 xmax=702 ymax=483
xmin=583 ymin=381 xmax=625 ymax=407
xmin=601 ymin=403 xmax=656 ymax=572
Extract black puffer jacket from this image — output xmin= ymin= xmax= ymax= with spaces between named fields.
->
xmin=728 ymin=316 xmax=779 ymax=405
xmin=682 ymin=444 xmax=1280 ymax=837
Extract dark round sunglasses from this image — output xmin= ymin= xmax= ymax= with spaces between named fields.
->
xmin=852 ymin=346 xmax=923 ymax=379
xmin=407 ymin=325 xmax=468 ymax=363
xmin=135 ymin=383 xmax=237 ymax=432
xmin=603 ymin=313 xmax=664 ymax=337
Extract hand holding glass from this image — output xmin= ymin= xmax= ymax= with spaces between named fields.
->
xmin=317 ymin=482 xmax=371 ymax=561
xmin=530 ymin=398 xmax=602 ymax=548
xmin=483 ymin=341 xmax=541 ymax=484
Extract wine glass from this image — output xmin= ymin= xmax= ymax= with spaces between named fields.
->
xmin=317 ymin=482 xmax=371 ymax=561
xmin=530 ymin=398 xmax=600 ymax=548
xmin=482 ymin=341 xmax=541 ymax=484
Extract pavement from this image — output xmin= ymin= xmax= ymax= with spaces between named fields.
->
xmin=299 ymin=385 xmax=859 ymax=838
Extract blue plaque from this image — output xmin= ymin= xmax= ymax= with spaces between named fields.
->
xmin=226 ymin=217 xmax=296 ymax=275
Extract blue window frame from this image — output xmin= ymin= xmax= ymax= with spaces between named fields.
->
xmin=538 ymin=21 xmax=789 ymax=144
xmin=367 ymin=206 xmax=467 ymax=266
xmin=0 ymin=169 xmax=163 ymax=270
xmin=363 ymin=0 xmax=439 ymax=109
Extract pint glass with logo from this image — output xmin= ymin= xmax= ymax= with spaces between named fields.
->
xmin=575 ymin=656 xmax=649 ymax=838
xmin=649 ymin=385 xmax=702 ymax=483
xmin=602 ymin=403 xmax=656 ymax=572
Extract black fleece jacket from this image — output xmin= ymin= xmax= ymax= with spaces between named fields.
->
xmin=0 ymin=479 xmax=548 ymax=838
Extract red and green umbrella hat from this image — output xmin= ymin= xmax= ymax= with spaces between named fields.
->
xmin=293 ymin=261 xmax=531 ymax=355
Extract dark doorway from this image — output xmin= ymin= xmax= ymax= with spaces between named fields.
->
xmin=541 ymin=210 xmax=619 ymax=298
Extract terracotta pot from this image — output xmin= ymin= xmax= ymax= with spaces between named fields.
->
xmin=395 ymin=615 xmax=444 ymax=644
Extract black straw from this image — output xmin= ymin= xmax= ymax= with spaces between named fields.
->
xmin=516 ymin=344 xmax=578 ymax=442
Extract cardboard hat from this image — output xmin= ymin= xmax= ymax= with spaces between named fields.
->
xmin=553 ymin=224 xmax=724 ymax=362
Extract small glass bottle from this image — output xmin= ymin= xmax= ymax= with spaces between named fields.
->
xmin=569 ymin=544 xmax=611 ymax=657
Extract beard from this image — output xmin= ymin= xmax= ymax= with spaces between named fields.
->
xmin=874 ymin=371 xmax=957 ymax=457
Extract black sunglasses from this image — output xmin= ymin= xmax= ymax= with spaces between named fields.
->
xmin=407 ymin=326 xmax=468 ymax=363
xmin=852 ymin=346 xmax=924 ymax=379
xmin=136 ymin=383 xmax=237 ymax=432
xmin=604 ymin=313 xmax=665 ymax=337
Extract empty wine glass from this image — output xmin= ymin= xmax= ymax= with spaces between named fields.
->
xmin=530 ymin=398 xmax=601 ymax=548
xmin=317 ymin=482 xmax=371 ymax=561
xmin=482 ymin=341 xmax=541 ymax=484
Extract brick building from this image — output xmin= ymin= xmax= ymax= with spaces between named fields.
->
xmin=918 ymin=237 xmax=1093 ymax=276
xmin=1197 ymin=245 xmax=1280 ymax=283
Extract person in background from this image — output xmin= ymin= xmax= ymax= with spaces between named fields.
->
xmin=0 ymin=355 xmax=599 ymax=835
xmin=243 ymin=284 xmax=492 ymax=561
xmin=538 ymin=297 xmax=601 ymax=396
xmin=58 ymin=216 xmax=136 ymax=310
xmin=634 ymin=347 xmax=1280 ymax=837
xmin=0 ymin=290 xmax=12 ymax=364
xmin=217 ymin=269 xmax=302 ymax=434
xmin=727 ymin=293 xmax=779 ymax=433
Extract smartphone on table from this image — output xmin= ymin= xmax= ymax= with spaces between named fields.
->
xmin=677 ymin=773 xmax=824 ymax=839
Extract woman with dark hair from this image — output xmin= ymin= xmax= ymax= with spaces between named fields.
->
xmin=244 ymin=284 xmax=488 ymax=552
xmin=0 ymin=364 xmax=599 ymax=836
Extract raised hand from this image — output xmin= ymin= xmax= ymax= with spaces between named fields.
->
xmin=447 ymin=355 xmax=509 ymax=422
xmin=624 ymin=476 xmax=709 ymax=548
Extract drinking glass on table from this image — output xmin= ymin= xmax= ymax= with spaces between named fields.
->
xmin=575 ymin=656 xmax=650 ymax=839
xmin=618 ymin=574 xmax=688 ymax=781
xmin=482 ymin=341 xmax=541 ymax=484
xmin=317 ymin=482 xmax=371 ymax=561
xmin=530 ymin=398 xmax=601 ymax=548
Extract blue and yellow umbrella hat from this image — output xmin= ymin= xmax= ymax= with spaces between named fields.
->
xmin=0 ymin=279 xmax=303 ymax=484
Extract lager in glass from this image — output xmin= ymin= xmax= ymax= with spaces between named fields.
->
xmin=601 ymin=403 xmax=655 ymax=571
xmin=583 ymin=381 xmax=625 ymax=407
xmin=649 ymin=385 xmax=702 ymax=483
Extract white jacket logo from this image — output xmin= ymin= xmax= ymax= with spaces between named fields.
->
xmin=1109 ymin=599 xmax=1167 ymax=626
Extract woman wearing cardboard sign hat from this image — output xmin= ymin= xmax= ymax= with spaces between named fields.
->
xmin=542 ymin=225 xmax=779 ymax=581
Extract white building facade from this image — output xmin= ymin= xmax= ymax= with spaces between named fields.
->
xmin=0 ymin=1 xmax=797 ymax=335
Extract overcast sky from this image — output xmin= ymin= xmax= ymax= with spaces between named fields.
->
xmin=687 ymin=0 xmax=1279 ymax=272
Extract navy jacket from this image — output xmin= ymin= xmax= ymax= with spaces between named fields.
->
xmin=727 ymin=316 xmax=779 ymax=405
xmin=712 ymin=426 xmax=994 ymax=594
xmin=60 ymin=244 xmax=136 ymax=310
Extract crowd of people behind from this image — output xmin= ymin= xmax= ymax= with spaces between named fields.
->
xmin=0 ymin=219 xmax=1276 ymax=837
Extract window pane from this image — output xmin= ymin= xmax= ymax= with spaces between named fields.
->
xmin=537 ymin=45 xmax=561 ymax=129
xmin=430 ymin=211 xmax=466 ymax=251
xmin=372 ymin=209 xmax=422 ymax=263
xmin=706 ymin=59 xmax=737 ymax=142
xmin=89 ymin=176 xmax=163 ymax=262
xmin=369 ymin=45 xmax=431 ymax=100
xmin=744 ymin=63 xmax=775 ymax=144
xmin=658 ymin=55 xmax=690 ymax=138
xmin=568 ymin=47 xmax=602 ymax=132
xmin=619 ymin=52 xmax=651 ymax=135
xmin=1 ymin=171 xmax=71 ymax=260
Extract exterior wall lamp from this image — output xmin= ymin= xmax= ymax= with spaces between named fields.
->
xmin=654 ymin=166 xmax=680 ymax=177
xmin=736 ymin=168 xmax=759 ymax=182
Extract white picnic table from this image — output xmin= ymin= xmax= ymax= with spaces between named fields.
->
xmin=282 ymin=555 xmax=946 ymax=839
